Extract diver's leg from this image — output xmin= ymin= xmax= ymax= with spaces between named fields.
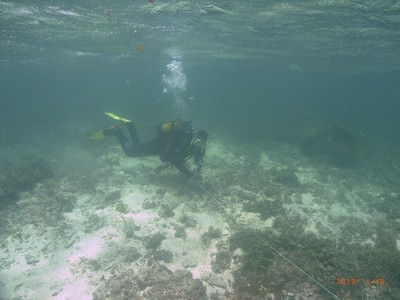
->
xmin=107 ymin=126 xmax=136 ymax=157
xmin=125 ymin=122 xmax=141 ymax=145
xmin=108 ymin=126 xmax=161 ymax=157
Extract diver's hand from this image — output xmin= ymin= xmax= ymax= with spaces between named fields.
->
xmin=189 ymin=171 xmax=202 ymax=181
xmin=189 ymin=164 xmax=202 ymax=180
xmin=189 ymin=171 xmax=198 ymax=180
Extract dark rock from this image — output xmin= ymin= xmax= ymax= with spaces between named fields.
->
xmin=206 ymin=275 xmax=227 ymax=289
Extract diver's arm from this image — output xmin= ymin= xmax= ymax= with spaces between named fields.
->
xmin=173 ymin=162 xmax=193 ymax=178
xmin=193 ymin=149 xmax=205 ymax=173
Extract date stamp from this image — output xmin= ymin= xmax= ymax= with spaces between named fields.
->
xmin=336 ymin=278 xmax=385 ymax=286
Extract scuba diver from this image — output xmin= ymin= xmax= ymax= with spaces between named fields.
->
xmin=88 ymin=112 xmax=208 ymax=179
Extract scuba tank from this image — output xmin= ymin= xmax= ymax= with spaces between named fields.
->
xmin=157 ymin=119 xmax=193 ymax=136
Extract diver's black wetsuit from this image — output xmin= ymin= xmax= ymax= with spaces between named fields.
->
xmin=113 ymin=122 xmax=205 ymax=178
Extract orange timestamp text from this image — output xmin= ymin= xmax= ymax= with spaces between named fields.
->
xmin=336 ymin=278 xmax=385 ymax=286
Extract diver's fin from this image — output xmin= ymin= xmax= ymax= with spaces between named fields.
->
xmin=104 ymin=112 xmax=132 ymax=123
xmin=87 ymin=129 xmax=106 ymax=142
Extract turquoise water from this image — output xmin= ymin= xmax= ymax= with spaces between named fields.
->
xmin=0 ymin=1 xmax=400 ymax=146
xmin=1 ymin=1 xmax=400 ymax=144
xmin=1 ymin=1 xmax=400 ymax=299
xmin=2 ymin=60 xmax=400 ymax=151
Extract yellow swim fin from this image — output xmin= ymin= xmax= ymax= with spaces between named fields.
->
xmin=104 ymin=112 xmax=132 ymax=123
xmin=87 ymin=129 xmax=106 ymax=142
